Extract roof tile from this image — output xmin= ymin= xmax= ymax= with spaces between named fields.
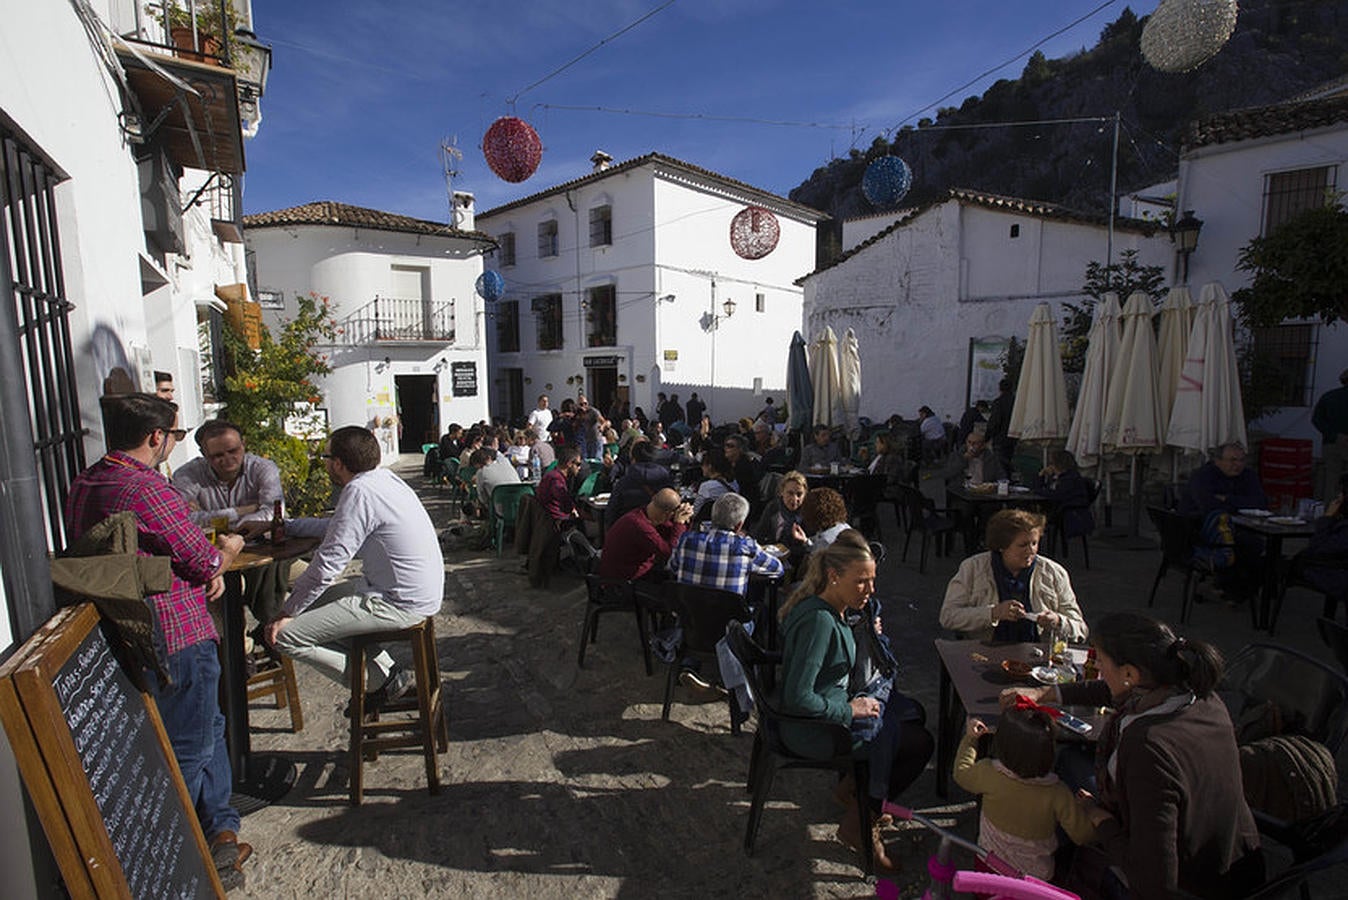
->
xmin=1183 ymin=95 xmax=1348 ymax=152
xmin=241 ymin=200 xmax=496 ymax=244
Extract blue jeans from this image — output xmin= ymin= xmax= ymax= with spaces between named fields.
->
xmin=149 ymin=640 xmax=238 ymax=840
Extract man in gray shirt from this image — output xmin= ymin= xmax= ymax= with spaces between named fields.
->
xmin=173 ymin=420 xmax=284 ymax=528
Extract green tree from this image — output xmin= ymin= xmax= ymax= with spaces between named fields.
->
xmin=220 ymin=292 xmax=336 ymax=514
xmin=1232 ymin=200 xmax=1348 ymax=327
xmin=1061 ymin=249 xmax=1166 ymax=374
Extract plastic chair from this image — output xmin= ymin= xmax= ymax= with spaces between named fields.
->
xmin=1050 ymin=478 xmax=1100 ymax=569
xmin=562 ymin=527 xmax=601 ymax=575
xmin=897 ymin=484 xmax=958 ymax=574
xmin=1144 ymin=506 xmax=1212 ymax=625
xmin=1317 ymin=617 xmax=1348 ymax=676
xmin=725 ymin=622 xmax=874 ymax=875
xmin=661 ymin=583 xmax=752 ymax=733
xmin=1219 ymin=642 xmax=1348 ymax=757
xmin=844 ymin=473 xmax=887 ymax=540
xmin=1268 ymin=552 xmax=1348 ymax=637
xmin=490 ymin=483 xmax=535 ymax=557
xmin=576 ymin=574 xmax=657 ymax=675
xmin=576 ymin=470 xmax=601 ymax=499
xmin=1239 ymin=822 xmax=1348 ymax=899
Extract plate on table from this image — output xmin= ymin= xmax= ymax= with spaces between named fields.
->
xmin=1010 ymin=485 xmax=1031 ymax=493
xmin=1238 ymin=508 xmax=1272 ymax=518
xmin=763 ymin=544 xmax=789 ymax=558
xmin=1268 ymin=516 xmax=1307 ymax=526
xmin=1030 ymin=665 xmax=1075 ymax=686
xmin=591 ymin=493 xmax=611 ymax=503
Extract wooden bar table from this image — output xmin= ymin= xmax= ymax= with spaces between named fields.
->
xmin=221 ymin=535 xmax=318 ymax=806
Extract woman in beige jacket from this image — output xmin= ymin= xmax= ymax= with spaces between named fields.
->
xmin=939 ymin=508 xmax=1088 ymax=643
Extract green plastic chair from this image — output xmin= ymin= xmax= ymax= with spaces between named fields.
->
xmin=421 ymin=442 xmax=438 ymax=454
xmin=576 ymin=471 xmax=601 ymax=499
xmin=490 ymin=483 xmax=535 ymax=556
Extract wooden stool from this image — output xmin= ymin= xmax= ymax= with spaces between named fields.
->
xmin=246 ymin=652 xmax=304 ymax=733
xmin=347 ymin=617 xmax=448 ymax=805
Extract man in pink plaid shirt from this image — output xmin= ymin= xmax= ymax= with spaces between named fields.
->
xmin=66 ymin=393 xmax=253 ymax=888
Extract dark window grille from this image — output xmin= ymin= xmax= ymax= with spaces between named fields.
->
xmin=497 ymin=300 xmax=520 ymax=353
xmin=1262 ymin=166 xmax=1336 ymax=234
xmin=1252 ymin=323 xmax=1317 ymax=407
xmin=498 ymin=231 xmax=516 ymax=266
xmin=585 ymin=284 xmax=616 ymax=347
xmin=533 ymin=294 xmax=563 ymax=350
xmin=2 ymin=123 xmax=87 ymax=553
xmin=589 ymin=205 xmax=612 ymax=246
xmin=755 ymin=292 xmax=765 ymax=313
xmin=537 ymin=220 xmax=558 ymax=258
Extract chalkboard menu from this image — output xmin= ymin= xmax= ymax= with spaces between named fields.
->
xmin=451 ymin=360 xmax=477 ymax=397
xmin=0 ymin=603 xmax=222 ymax=899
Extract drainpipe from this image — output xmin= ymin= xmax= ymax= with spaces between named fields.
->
xmin=0 ymin=229 xmax=55 ymax=644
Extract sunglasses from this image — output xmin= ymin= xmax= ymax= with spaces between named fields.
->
xmin=163 ymin=427 xmax=187 ymax=441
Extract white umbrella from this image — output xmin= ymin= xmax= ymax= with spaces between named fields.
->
xmin=808 ymin=326 xmax=842 ymax=429
xmin=1066 ymin=292 xmax=1122 ymax=466
xmin=1156 ymin=286 xmax=1194 ymax=430
xmin=1009 ymin=303 xmax=1070 ymax=444
xmin=1166 ymin=282 xmax=1247 ymax=454
xmin=839 ymin=327 xmax=862 ymax=441
xmin=1102 ymin=291 xmax=1165 ymax=453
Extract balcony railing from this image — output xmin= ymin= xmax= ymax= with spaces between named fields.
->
xmin=337 ymin=296 xmax=456 ymax=344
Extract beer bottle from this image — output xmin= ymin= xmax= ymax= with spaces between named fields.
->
xmin=271 ymin=499 xmax=286 ymax=545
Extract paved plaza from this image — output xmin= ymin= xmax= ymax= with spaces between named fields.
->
xmin=231 ymin=456 xmax=1336 ymax=899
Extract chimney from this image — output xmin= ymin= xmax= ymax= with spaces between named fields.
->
xmin=590 ymin=150 xmax=613 ymax=173
xmin=452 ymin=191 xmax=474 ymax=230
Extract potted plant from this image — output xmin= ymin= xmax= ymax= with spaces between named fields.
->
xmin=149 ymin=1 xmax=237 ymax=65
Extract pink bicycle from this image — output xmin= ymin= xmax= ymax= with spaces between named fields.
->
xmin=877 ymin=802 xmax=1080 ymax=900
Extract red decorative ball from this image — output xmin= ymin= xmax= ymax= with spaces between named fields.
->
xmin=729 ymin=206 xmax=780 ymax=260
xmin=482 ymin=116 xmax=543 ymax=183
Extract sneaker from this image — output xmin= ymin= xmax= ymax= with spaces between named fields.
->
xmin=344 ymin=667 xmax=416 ymax=718
xmin=678 ymin=669 xmax=728 ymax=702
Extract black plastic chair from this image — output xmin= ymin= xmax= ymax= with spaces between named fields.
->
xmin=1051 ymin=479 xmax=1100 ymax=569
xmin=1145 ymin=506 xmax=1213 ymax=625
xmin=897 ymin=484 xmax=957 ymax=574
xmin=577 ymin=574 xmax=656 ymax=675
xmin=1239 ymin=818 xmax=1348 ymax=899
xmin=1219 ymin=642 xmax=1348 ymax=757
xmin=660 ymin=583 xmax=752 ymax=734
xmin=725 ymin=622 xmax=874 ymax=875
xmin=844 ymin=473 xmax=887 ymax=540
xmin=562 ymin=528 xmax=601 ymax=576
xmin=1318 ymin=617 xmax=1348 ymax=676
xmin=1268 ymin=553 xmax=1348 ymax=637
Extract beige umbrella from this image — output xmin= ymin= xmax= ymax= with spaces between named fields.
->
xmin=1102 ymin=291 xmax=1165 ymax=453
xmin=1166 ymin=282 xmax=1247 ymax=454
xmin=1066 ymin=292 xmax=1122 ymax=466
xmin=1156 ymin=286 xmax=1194 ymax=429
xmin=1009 ymin=303 xmax=1070 ymax=444
xmin=839 ymin=327 xmax=862 ymax=441
xmin=808 ymin=326 xmax=842 ymax=429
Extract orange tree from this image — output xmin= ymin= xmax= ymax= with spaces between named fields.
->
xmin=220 ymin=292 xmax=336 ymax=514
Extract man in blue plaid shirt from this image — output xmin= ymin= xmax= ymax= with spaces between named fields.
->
xmin=668 ymin=492 xmax=784 ymax=593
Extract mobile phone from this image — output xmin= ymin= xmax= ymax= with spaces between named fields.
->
xmin=1057 ymin=713 xmax=1092 ymax=735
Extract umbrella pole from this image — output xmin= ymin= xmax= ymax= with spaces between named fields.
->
xmin=1099 ymin=461 xmax=1112 ymax=528
xmin=1129 ymin=456 xmax=1141 ymax=538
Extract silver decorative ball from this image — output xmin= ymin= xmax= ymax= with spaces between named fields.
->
xmin=1140 ymin=0 xmax=1239 ymax=73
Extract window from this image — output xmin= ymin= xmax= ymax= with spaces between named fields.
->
xmin=496 ymin=300 xmax=520 ymax=353
xmin=1263 ymin=165 xmax=1337 ymax=234
xmin=589 ymin=204 xmax=612 ymax=246
xmin=755 ymin=292 xmax=765 ymax=313
xmin=532 ymin=294 xmax=563 ymax=350
xmin=586 ymin=285 xmax=616 ymax=347
xmin=1251 ymin=323 xmax=1316 ymax=406
xmin=537 ymin=220 xmax=558 ymax=258
xmin=498 ymin=232 xmax=516 ymax=266
xmin=1009 ymin=224 xmax=1020 ymax=238
xmin=257 ymin=290 xmax=284 ymax=310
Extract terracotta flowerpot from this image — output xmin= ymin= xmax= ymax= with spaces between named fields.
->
xmin=169 ymin=26 xmax=223 ymax=64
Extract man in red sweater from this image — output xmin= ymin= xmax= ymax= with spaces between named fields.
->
xmin=598 ymin=488 xmax=692 ymax=583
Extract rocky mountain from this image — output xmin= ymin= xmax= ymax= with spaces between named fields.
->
xmin=789 ymin=0 xmax=1348 ymax=255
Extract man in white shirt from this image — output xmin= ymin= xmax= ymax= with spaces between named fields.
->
xmin=526 ymin=394 xmax=553 ymax=441
xmin=265 ymin=426 xmax=444 ymax=705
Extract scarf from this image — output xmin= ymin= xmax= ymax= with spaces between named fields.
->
xmin=990 ymin=551 xmax=1039 ymax=643
xmin=1095 ymin=687 xmax=1196 ymax=808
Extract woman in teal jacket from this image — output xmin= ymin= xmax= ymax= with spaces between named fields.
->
xmin=777 ymin=532 xmax=933 ymax=875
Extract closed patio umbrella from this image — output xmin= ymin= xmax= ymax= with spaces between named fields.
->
xmin=786 ymin=331 xmax=813 ymax=431
xmin=1166 ymin=282 xmax=1247 ymax=455
xmin=809 ymin=326 xmax=842 ymax=429
xmin=1156 ymin=286 xmax=1194 ymax=430
xmin=1008 ymin=303 xmax=1070 ymax=445
xmin=1102 ymin=291 xmax=1165 ymax=454
xmin=839 ymin=327 xmax=862 ymax=441
xmin=1066 ymin=292 xmax=1122 ymax=467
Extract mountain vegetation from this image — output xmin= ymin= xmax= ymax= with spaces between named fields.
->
xmin=789 ymin=0 xmax=1348 ymax=258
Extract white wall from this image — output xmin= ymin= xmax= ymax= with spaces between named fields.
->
xmin=246 ymin=224 xmax=491 ymax=457
xmin=1179 ymin=124 xmax=1348 ymax=447
xmin=804 ymin=199 xmax=1171 ymax=425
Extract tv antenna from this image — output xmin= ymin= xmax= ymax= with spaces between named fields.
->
xmin=439 ymin=136 xmax=463 ymax=226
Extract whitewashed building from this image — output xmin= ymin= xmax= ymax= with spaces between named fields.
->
xmin=243 ymin=200 xmax=496 ymax=459
xmin=1176 ymin=91 xmax=1348 ymax=448
xmin=1 ymin=1 xmax=270 ymax=894
xmin=476 ymin=152 xmax=826 ymax=424
xmin=800 ymin=189 xmax=1172 ymax=425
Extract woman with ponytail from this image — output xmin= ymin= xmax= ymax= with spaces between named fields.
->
xmin=777 ymin=530 xmax=933 ymax=876
xmin=1002 ymin=611 xmax=1263 ymax=898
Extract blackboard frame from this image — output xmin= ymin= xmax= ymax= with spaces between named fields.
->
xmin=0 ymin=603 xmax=224 ymax=899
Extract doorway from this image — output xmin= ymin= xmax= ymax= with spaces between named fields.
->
xmin=587 ymin=367 xmax=617 ymax=420
xmin=503 ymin=368 xmax=524 ymax=425
xmin=395 ymin=374 xmax=437 ymax=452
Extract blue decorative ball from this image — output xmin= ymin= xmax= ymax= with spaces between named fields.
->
xmin=862 ymin=156 xmax=913 ymax=209
xmin=476 ymin=270 xmax=505 ymax=302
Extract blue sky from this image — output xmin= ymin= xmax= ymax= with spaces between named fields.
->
xmin=242 ymin=1 xmax=1162 ymax=221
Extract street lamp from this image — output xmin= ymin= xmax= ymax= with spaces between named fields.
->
xmin=1168 ymin=209 xmax=1203 ymax=284
xmin=704 ymin=291 xmax=736 ymax=418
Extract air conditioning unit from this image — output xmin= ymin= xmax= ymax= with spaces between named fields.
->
xmin=138 ymin=148 xmax=185 ymax=256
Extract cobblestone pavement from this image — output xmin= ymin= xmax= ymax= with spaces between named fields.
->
xmin=231 ymin=456 xmax=1335 ymax=899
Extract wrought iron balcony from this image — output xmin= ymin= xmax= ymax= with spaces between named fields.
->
xmin=336 ymin=296 xmax=457 ymax=345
